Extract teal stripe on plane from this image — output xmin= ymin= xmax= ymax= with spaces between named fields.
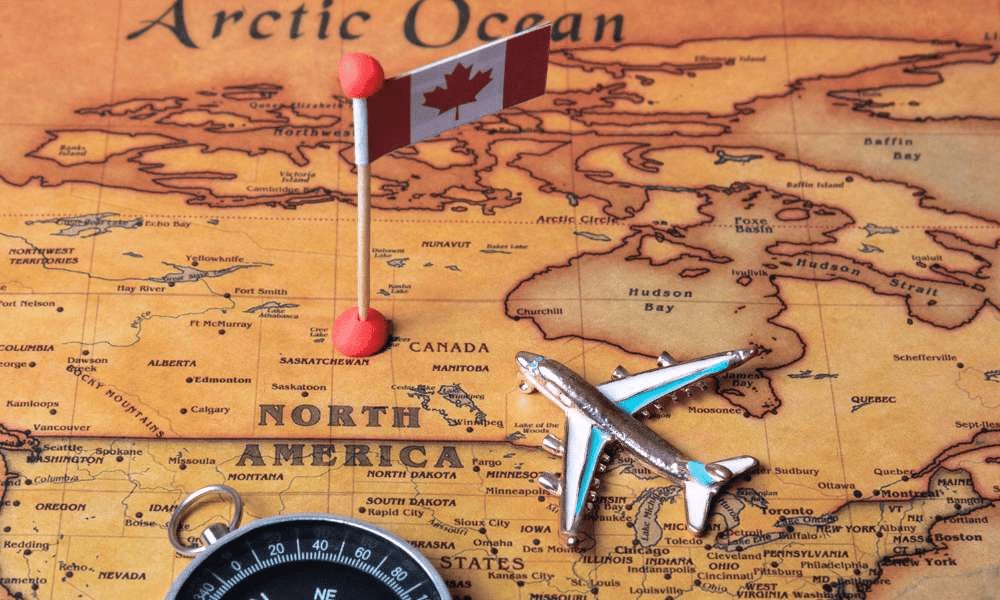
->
xmin=616 ymin=361 xmax=731 ymax=415
xmin=687 ymin=461 xmax=715 ymax=486
xmin=576 ymin=429 xmax=611 ymax=516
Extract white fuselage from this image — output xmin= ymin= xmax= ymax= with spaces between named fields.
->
xmin=519 ymin=354 xmax=692 ymax=482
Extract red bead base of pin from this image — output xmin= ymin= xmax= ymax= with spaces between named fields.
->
xmin=333 ymin=307 xmax=390 ymax=357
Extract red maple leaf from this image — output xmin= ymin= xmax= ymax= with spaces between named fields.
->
xmin=423 ymin=62 xmax=493 ymax=121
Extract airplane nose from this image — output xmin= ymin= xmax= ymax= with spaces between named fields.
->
xmin=516 ymin=352 xmax=543 ymax=370
xmin=731 ymin=346 xmax=760 ymax=366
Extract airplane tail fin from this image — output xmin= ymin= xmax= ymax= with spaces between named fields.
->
xmin=683 ymin=456 xmax=758 ymax=535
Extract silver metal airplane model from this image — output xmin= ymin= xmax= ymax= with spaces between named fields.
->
xmin=516 ymin=348 xmax=760 ymax=546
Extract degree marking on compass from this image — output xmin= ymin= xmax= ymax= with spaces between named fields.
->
xmin=376 ymin=555 xmax=388 ymax=571
xmin=211 ymin=571 xmax=227 ymax=584
xmin=404 ymin=581 xmax=423 ymax=595
xmin=338 ymin=540 xmax=346 ymax=558
xmin=296 ymin=537 xmax=301 ymax=554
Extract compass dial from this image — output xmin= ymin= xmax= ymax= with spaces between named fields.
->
xmin=165 ymin=514 xmax=449 ymax=600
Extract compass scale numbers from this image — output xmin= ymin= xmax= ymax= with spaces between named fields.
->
xmin=169 ymin=515 xmax=444 ymax=600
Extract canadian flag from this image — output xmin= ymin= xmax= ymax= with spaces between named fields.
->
xmin=366 ymin=24 xmax=551 ymax=161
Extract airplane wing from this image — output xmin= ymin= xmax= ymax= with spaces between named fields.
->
xmin=557 ymin=411 xmax=613 ymax=542
xmin=683 ymin=456 xmax=758 ymax=533
xmin=596 ymin=352 xmax=746 ymax=415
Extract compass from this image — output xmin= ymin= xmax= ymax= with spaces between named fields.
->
xmin=165 ymin=485 xmax=450 ymax=600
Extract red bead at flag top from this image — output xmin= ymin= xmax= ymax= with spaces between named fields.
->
xmin=333 ymin=307 xmax=390 ymax=357
xmin=338 ymin=53 xmax=385 ymax=99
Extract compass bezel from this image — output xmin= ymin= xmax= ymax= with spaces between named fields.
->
xmin=164 ymin=512 xmax=451 ymax=600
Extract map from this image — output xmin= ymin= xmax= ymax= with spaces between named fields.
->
xmin=2 ymin=1 xmax=999 ymax=598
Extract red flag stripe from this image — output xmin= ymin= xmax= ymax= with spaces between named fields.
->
xmin=502 ymin=26 xmax=551 ymax=108
xmin=367 ymin=74 xmax=411 ymax=162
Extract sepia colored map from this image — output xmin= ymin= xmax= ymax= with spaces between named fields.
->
xmin=1 ymin=1 xmax=999 ymax=598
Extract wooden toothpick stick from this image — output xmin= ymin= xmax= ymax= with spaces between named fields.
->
xmin=354 ymin=97 xmax=371 ymax=321
xmin=333 ymin=53 xmax=390 ymax=357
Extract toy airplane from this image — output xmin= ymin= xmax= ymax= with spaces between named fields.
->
xmin=516 ymin=348 xmax=760 ymax=546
